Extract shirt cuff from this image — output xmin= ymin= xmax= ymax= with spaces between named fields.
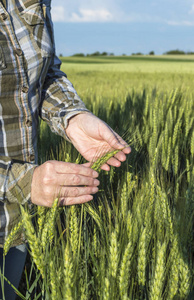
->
xmin=6 ymin=162 xmax=37 ymax=205
xmin=50 ymin=109 xmax=91 ymax=142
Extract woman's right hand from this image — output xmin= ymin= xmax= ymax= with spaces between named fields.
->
xmin=31 ymin=160 xmax=99 ymax=207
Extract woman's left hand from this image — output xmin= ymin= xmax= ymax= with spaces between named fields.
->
xmin=66 ymin=112 xmax=131 ymax=171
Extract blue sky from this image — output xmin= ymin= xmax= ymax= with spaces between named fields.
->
xmin=51 ymin=0 xmax=194 ymax=56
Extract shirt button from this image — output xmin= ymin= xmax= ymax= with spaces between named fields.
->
xmin=14 ymin=48 xmax=23 ymax=56
xmin=21 ymin=86 xmax=29 ymax=93
xmin=1 ymin=62 xmax=6 ymax=69
xmin=1 ymin=13 xmax=7 ymax=20
xmin=26 ymin=119 xmax=32 ymax=127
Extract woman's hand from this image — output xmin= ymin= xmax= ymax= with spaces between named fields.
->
xmin=31 ymin=160 xmax=99 ymax=207
xmin=66 ymin=112 xmax=131 ymax=171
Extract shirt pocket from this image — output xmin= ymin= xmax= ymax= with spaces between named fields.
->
xmin=20 ymin=3 xmax=53 ymax=58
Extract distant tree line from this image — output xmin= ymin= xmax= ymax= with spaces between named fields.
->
xmin=131 ymin=51 xmax=155 ymax=56
xmin=70 ymin=51 xmax=153 ymax=57
xmin=164 ymin=49 xmax=194 ymax=55
xmin=58 ymin=49 xmax=194 ymax=57
xmin=70 ymin=51 xmax=114 ymax=57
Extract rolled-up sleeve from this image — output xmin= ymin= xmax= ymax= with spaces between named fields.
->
xmin=0 ymin=157 xmax=36 ymax=204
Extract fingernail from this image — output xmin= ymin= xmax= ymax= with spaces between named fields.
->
xmin=126 ymin=146 xmax=131 ymax=152
xmin=86 ymin=195 xmax=93 ymax=202
xmin=94 ymin=179 xmax=100 ymax=186
xmin=92 ymin=187 xmax=99 ymax=194
xmin=93 ymin=171 xmax=99 ymax=177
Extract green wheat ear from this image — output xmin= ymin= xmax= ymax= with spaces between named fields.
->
xmin=4 ymin=220 xmax=24 ymax=256
xmin=91 ymin=149 xmax=122 ymax=173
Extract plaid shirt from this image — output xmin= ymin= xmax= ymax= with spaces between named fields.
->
xmin=0 ymin=0 xmax=89 ymax=247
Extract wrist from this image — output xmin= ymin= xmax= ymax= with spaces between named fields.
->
xmin=66 ymin=111 xmax=92 ymax=139
xmin=31 ymin=165 xmax=39 ymax=205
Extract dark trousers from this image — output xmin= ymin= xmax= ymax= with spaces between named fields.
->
xmin=0 ymin=244 xmax=27 ymax=300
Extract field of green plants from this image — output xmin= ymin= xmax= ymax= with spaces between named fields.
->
xmin=4 ymin=56 xmax=194 ymax=299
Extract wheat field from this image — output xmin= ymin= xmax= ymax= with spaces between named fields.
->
xmin=3 ymin=56 xmax=194 ymax=300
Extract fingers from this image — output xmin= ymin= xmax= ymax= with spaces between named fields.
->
xmin=56 ymin=186 xmax=99 ymax=198
xmin=100 ymin=125 xmax=127 ymax=148
xmin=83 ymin=151 xmax=128 ymax=170
xmin=56 ymin=181 xmax=99 ymax=206
xmin=100 ymin=124 xmax=131 ymax=154
xmin=112 ymin=134 xmax=131 ymax=152
xmin=52 ymin=172 xmax=100 ymax=206
xmin=59 ymin=195 xmax=94 ymax=206
xmin=122 ymin=147 xmax=131 ymax=154
xmin=99 ymin=163 xmax=110 ymax=171
xmin=54 ymin=161 xmax=99 ymax=178
xmin=114 ymin=151 xmax=127 ymax=162
xmin=100 ymin=149 xmax=130 ymax=169
xmin=100 ymin=158 xmax=120 ymax=170
xmin=56 ymin=173 xmax=100 ymax=187
xmin=31 ymin=161 xmax=100 ymax=207
xmin=82 ymin=162 xmax=92 ymax=168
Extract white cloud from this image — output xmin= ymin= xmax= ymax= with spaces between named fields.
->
xmin=165 ymin=2 xmax=194 ymax=26
xmin=52 ymin=7 xmax=113 ymax=23
xmin=51 ymin=0 xmax=120 ymax=23
xmin=52 ymin=6 xmax=66 ymax=22
xmin=51 ymin=1 xmax=194 ymax=25
xmin=70 ymin=9 xmax=113 ymax=22
xmin=52 ymin=5 xmax=161 ymax=24
xmin=189 ymin=4 xmax=194 ymax=14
